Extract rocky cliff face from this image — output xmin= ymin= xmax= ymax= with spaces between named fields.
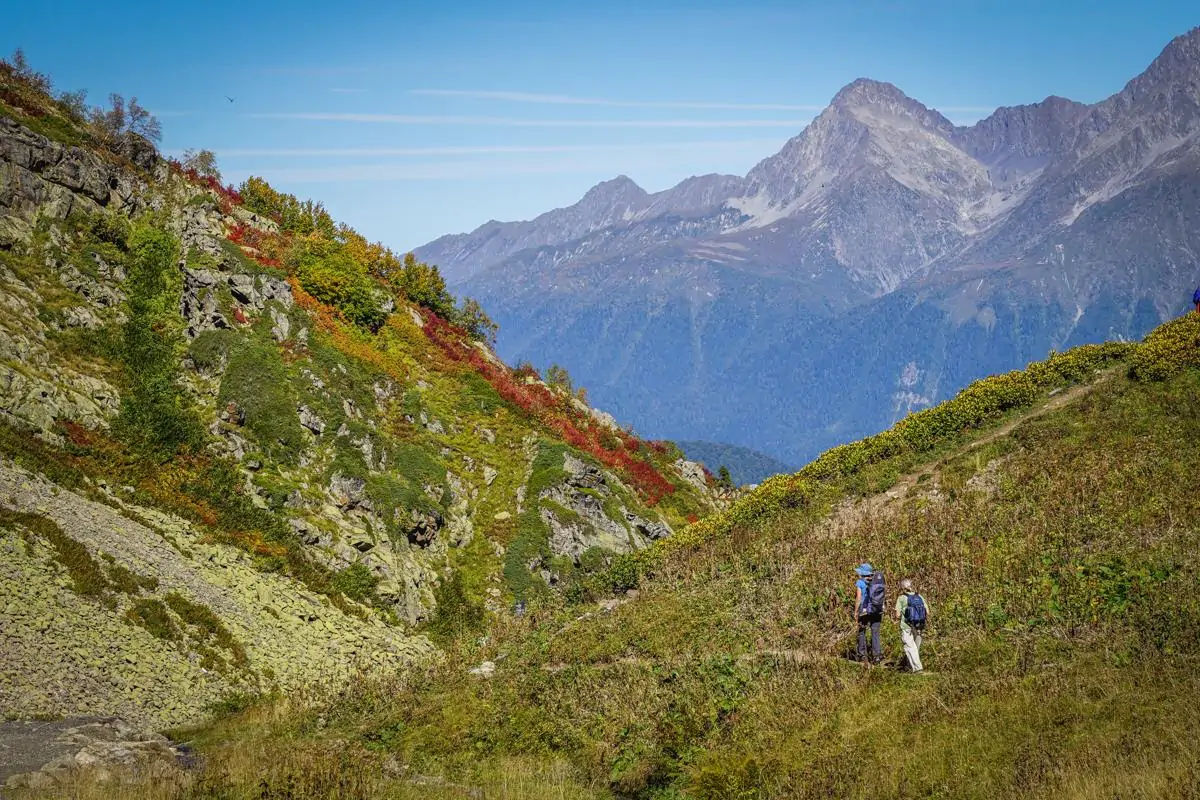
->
xmin=0 ymin=110 xmax=714 ymax=727
xmin=419 ymin=26 xmax=1200 ymax=465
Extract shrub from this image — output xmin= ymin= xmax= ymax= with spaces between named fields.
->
xmin=219 ymin=338 xmax=306 ymax=463
xmin=330 ymin=564 xmax=380 ymax=604
xmin=126 ymin=599 xmax=179 ymax=640
xmin=1129 ymin=312 xmax=1200 ymax=381
xmin=290 ymin=240 xmax=388 ymax=331
xmin=425 ymin=571 xmax=487 ymax=644
xmin=114 ymin=225 xmax=204 ymax=457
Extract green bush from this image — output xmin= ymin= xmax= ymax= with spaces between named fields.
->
xmin=218 ymin=337 xmax=305 ymax=463
xmin=1129 ymin=312 xmax=1200 ymax=381
xmin=425 ymin=571 xmax=486 ymax=644
xmin=188 ymin=329 xmax=238 ymax=373
xmin=330 ymin=564 xmax=380 ymax=604
xmin=114 ymin=225 xmax=204 ymax=456
xmin=291 ymin=240 xmax=387 ymax=331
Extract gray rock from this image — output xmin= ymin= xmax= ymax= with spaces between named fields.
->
xmin=298 ymin=405 xmax=325 ymax=435
xmin=227 ymin=274 xmax=260 ymax=306
xmin=328 ymin=474 xmax=367 ymax=510
xmin=269 ymin=306 xmax=290 ymax=342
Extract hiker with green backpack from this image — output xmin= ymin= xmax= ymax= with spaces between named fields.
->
xmin=853 ymin=563 xmax=886 ymax=663
xmin=894 ymin=578 xmax=930 ymax=673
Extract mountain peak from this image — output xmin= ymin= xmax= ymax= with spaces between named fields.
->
xmin=831 ymin=78 xmax=911 ymax=108
xmin=1127 ymin=25 xmax=1200 ymax=90
xmin=827 ymin=77 xmax=955 ymax=134
xmin=583 ymin=174 xmax=647 ymax=202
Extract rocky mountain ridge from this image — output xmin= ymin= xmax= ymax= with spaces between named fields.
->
xmin=416 ymin=26 xmax=1200 ymax=464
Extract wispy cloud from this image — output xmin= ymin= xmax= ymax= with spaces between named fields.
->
xmin=241 ymin=141 xmax=779 ymax=183
xmin=205 ymin=139 xmax=787 ymax=158
xmin=247 ymin=112 xmax=810 ymax=128
xmin=410 ymin=89 xmax=825 ymax=112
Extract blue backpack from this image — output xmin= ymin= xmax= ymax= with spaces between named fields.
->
xmin=1194 ymin=286 xmax=1200 ymax=305
xmin=860 ymin=572 xmax=887 ymax=615
xmin=904 ymin=594 xmax=928 ymax=630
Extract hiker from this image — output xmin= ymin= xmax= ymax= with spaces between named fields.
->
xmin=894 ymin=579 xmax=929 ymax=673
xmin=1194 ymin=285 xmax=1200 ymax=314
xmin=853 ymin=563 xmax=885 ymax=663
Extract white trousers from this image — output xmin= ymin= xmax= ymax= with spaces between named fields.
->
xmin=900 ymin=627 xmax=923 ymax=672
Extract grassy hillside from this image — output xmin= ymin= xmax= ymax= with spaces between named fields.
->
xmin=36 ymin=313 xmax=1198 ymax=799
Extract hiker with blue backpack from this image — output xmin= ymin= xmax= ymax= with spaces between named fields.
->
xmin=1194 ymin=285 xmax=1200 ymax=314
xmin=894 ymin=578 xmax=929 ymax=673
xmin=853 ymin=563 xmax=886 ymax=663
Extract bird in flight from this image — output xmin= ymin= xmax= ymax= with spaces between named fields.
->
xmin=226 ymin=96 xmax=235 ymax=103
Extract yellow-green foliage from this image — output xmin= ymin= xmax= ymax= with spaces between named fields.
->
xmin=1129 ymin=311 xmax=1200 ymax=381
xmin=218 ymin=336 xmax=305 ymax=463
xmin=661 ymin=340 xmax=1135 ymax=565
xmin=289 ymin=237 xmax=387 ymax=331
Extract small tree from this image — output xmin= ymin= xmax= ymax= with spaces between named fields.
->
xmin=545 ymin=364 xmax=573 ymax=393
xmin=56 ymin=88 xmax=89 ymax=123
xmin=717 ymin=465 xmax=734 ymax=490
xmin=91 ymin=93 xmax=161 ymax=145
xmin=181 ymin=148 xmax=221 ymax=181
xmin=126 ymin=96 xmax=161 ymax=142
xmin=3 ymin=48 xmax=51 ymax=93
xmin=455 ymin=297 xmax=498 ymax=346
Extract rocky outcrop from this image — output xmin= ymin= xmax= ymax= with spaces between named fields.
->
xmin=539 ymin=453 xmax=672 ymax=563
xmin=180 ymin=267 xmax=295 ymax=339
xmin=0 ymin=116 xmax=147 ymax=247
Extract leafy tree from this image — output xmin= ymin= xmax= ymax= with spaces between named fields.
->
xmin=455 ymin=297 xmax=499 ymax=346
xmin=3 ymin=48 xmax=51 ymax=93
xmin=289 ymin=236 xmax=387 ymax=331
xmin=238 ymin=176 xmax=335 ymax=236
xmin=56 ymin=88 xmax=89 ymax=123
xmin=392 ymin=252 xmax=455 ymax=319
xmin=181 ymin=148 xmax=221 ymax=181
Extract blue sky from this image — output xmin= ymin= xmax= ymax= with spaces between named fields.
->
xmin=5 ymin=0 xmax=1199 ymax=252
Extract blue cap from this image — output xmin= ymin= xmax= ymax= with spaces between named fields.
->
xmin=855 ymin=563 xmax=874 ymax=576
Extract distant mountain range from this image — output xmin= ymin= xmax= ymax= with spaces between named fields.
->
xmin=676 ymin=441 xmax=794 ymax=486
xmin=416 ymin=27 xmax=1200 ymax=465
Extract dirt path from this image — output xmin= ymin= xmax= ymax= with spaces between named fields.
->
xmin=817 ymin=375 xmax=1112 ymax=536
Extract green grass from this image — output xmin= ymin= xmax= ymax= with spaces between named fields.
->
xmin=165 ymin=591 xmax=249 ymax=670
xmin=125 ymin=598 xmax=180 ymax=640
